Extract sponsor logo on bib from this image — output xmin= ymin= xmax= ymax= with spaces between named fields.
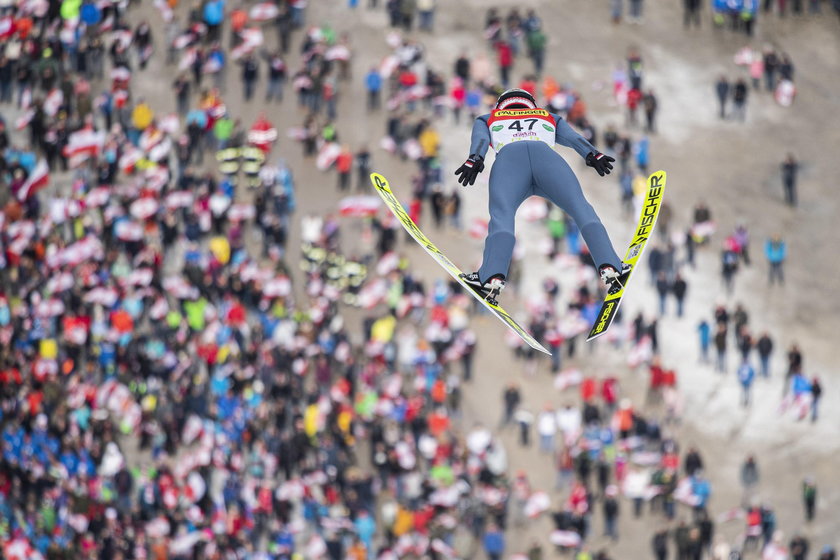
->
xmin=492 ymin=109 xmax=550 ymax=118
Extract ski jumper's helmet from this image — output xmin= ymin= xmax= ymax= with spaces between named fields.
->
xmin=495 ymin=88 xmax=537 ymax=110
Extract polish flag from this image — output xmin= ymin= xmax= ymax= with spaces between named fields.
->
xmin=173 ymin=33 xmax=194 ymax=50
xmin=153 ymin=0 xmax=173 ymax=22
xmin=16 ymin=160 xmax=49 ymax=201
xmin=202 ymin=56 xmax=222 ymax=74
xmin=468 ymin=217 xmax=488 ymax=239
xmin=263 ymin=276 xmax=291 ymax=298
xmin=316 ymin=142 xmax=341 ymax=171
xmin=178 ymin=48 xmax=197 ymax=71
xmin=122 ymin=268 xmax=154 ymax=287
xmin=4 ymin=537 xmax=44 ymax=560
xmin=165 ymin=190 xmax=194 ymax=209
xmin=338 ymin=195 xmax=381 ymax=217
xmin=775 ymin=79 xmax=796 ymax=107
xmin=325 ymin=44 xmax=351 ymax=62
xmin=524 ymin=491 xmax=551 ymax=518
xmin=63 ymin=128 xmax=105 ymax=160
xmin=46 ymin=272 xmax=75 ymax=294
xmin=159 ymin=114 xmax=180 ymax=136
xmin=145 ymin=165 xmax=170 ymax=191
xmin=85 ymin=186 xmax=111 ymax=207
xmin=113 ymin=89 xmax=129 ymax=109
xmin=146 ymin=516 xmax=171 ymax=539
xmin=43 ymin=88 xmax=64 ymax=116
xmin=0 ymin=16 xmax=14 ymax=40
xmin=249 ymin=2 xmax=278 ymax=21
xmin=550 ymin=530 xmax=582 ymax=548
xmin=19 ymin=87 xmax=31 ymax=110
xmin=240 ymin=28 xmax=264 ymax=48
xmin=521 ymin=196 xmax=548 ymax=221
xmin=100 ymin=14 xmax=114 ymax=32
xmin=63 ymin=316 xmax=90 ymax=345
xmin=112 ymin=30 xmax=133 ymax=49
xmin=149 ymin=297 xmax=169 ymax=321
xmin=147 ymin=137 xmax=172 ymax=163
xmin=15 ymin=109 xmax=34 ymax=130
xmin=247 ymin=119 xmax=278 ymax=149
xmin=119 ymin=146 xmax=142 ymax=174
xmin=139 ymin=127 xmax=165 ymax=152
xmin=228 ymin=203 xmax=255 ymax=222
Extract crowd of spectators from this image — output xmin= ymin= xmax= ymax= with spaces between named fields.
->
xmin=0 ymin=0 xmax=835 ymax=558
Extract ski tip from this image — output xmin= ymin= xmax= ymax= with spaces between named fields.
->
xmin=649 ymin=170 xmax=666 ymax=182
xmin=369 ymin=173 xmax=391 ymax=193
xmin=370 ymin=172 xmax=386 ymax=184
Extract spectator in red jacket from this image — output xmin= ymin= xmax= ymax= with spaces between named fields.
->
xmin=336 ymin=145 xmax=354 ymax=191
xmin=496 ymin=40 xmax=514 ymax=87
xmin=627 ymin=87 xmax=643 ymax=126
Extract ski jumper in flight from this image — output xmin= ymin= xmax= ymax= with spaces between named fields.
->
xmin=454 ymin=88 xmax=628 ymax=304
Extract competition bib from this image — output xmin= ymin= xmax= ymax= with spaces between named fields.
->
xmin=487 ymin=109 xmax=556 ymax=152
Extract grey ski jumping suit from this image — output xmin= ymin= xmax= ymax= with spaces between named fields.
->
xmin=468 ymin=109 xmax=622 ymax=282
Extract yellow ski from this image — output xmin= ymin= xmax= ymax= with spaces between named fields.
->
xmin=370 ymin=173 xmax=551 ymax=355
xmin=587 ymin=170 xmax=667 ymax=341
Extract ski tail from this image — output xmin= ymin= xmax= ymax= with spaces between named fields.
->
xmin=587 ymin=170 xmax=666 ymax=342
xmin=370 ymin=172 xmax=551 ymax=355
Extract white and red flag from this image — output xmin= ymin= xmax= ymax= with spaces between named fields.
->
xmin=63 ymin=128 xmax=105 ymax=160
xmin=16 ymin=160 xmax=49 ymax=201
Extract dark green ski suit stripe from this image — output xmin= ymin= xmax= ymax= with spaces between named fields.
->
xmin=468 ymin=113 xmax=622 ymax=282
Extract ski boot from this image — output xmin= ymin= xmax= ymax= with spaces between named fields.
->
xmin=599 ymin=263 xmax=632 ymax=295
xmin=460 ymin=272 xmax=506 ymax=306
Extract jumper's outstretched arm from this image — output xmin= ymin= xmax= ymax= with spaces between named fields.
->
xmin=468 ymin=115 xmax=491 ymax=159
xmin=553 ymin=115 xmax=597 ymax=160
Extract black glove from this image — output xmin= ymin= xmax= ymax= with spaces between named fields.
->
xmin=454 ymin=154 xmax=485 ymax=186
xmin=586 ymin=151 xmax=615 ymax=177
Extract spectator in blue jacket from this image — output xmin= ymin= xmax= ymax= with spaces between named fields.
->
xmin=483 ymin=523 xmax=506 ymax=560
xmin=691 ymin=473 xmax=712 ymax=515
xmin=765 ymin=234 xmax=787 ymax=285
xmin=365 ymin=67 xmax=383 ymax=110
xmin=635 ymin=135 xmax=650 ymax=174
xmin=698 ymin=319 xmax=711 ymax=363
xmin=203 ymin=0 xmax=225 ymax=42
xmin=738 ymin=359 xmax=756 ymax=407
xmin=355 ymin=510 xmax=376 ymax=554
